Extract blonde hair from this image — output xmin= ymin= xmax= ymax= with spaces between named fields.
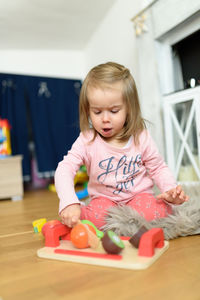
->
xmin=79 ymin=62 xmax=145 ymax=144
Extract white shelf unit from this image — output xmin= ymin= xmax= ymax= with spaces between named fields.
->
xmin=163 ymin=86 xmax=200 ymax=183
xmin=0 ymin=155 xmax=23 ymax=200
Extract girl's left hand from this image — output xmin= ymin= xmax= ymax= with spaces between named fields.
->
xmin=157 ymin=185 xmax=189 ymax=205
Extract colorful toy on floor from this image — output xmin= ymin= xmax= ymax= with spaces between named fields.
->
xmin=0 ymin=129 xmax=6 ymax=143
xmin=0 ymin=118 xmax=12 ymax=156
xmin=32 ymin=218 xmax=47 ymax=233
xmin=48 ymin=165 xmax=89 ymax=195
xmin=76 ymin=187 xmax=89 ymax=199
xmin=74 ymin=165 xmax=89 ymax=185
xmin=37 ymin=219 xmax=169 ymax=270
xmin=48 ymin=183 xmax=56 ymax=192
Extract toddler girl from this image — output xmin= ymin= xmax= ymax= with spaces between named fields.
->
xmin=55 ymin=62 xmax=189 ymax=229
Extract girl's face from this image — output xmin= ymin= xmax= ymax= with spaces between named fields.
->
xmin=87 ymin=82 xmax=127 ymax=144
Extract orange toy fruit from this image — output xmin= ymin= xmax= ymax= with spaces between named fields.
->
xmin=70 ymin=223 xmax=96 ymax=249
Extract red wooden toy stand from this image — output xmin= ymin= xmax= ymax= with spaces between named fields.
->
xmin=37 ymin=220 xmax=169 ymax=270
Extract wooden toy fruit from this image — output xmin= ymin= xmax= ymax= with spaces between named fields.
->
xmin=81 ymin=219 xmax=104 ymax=238
xmin=70 ymin=223 xmax=96 ymax=249
xmin=102 ymin=231 xmax=125 ymax=254
xmin=129 ymin=225 xmax=148 ymax=248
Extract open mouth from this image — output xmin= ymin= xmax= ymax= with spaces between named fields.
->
xmin=102 ymin=128 xmax=112 ymax=134
xmin=103 ymin=128 xmax=111 ymax=132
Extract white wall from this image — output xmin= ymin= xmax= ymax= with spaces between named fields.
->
xmin=84 ymin=0 xmax=153 ymax=84
xmin=0 ymin=50 xmax=85 ymax=79
xmin=0 ymin=0 xmax=149 ymax=82
xmin=152 ymin=0 xmax=200 ymax=39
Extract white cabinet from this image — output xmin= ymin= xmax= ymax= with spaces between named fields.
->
xmin=163 ymin=86 xmax=200 ymax=182
xmin=0 ymin=155 xmax=23 ymax=200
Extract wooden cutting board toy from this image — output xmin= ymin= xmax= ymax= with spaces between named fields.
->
xmin=37 ymin=220 xmax=169 ymax=270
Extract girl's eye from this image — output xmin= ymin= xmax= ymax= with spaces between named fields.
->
xmin=111 ymin=110 xmax=119 ymax=113
xmin=94 ymin=111 xmax=101 ymax=115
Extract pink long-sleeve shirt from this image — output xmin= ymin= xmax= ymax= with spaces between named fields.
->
xmin=55 ymin=130 xmax=177 ymax=213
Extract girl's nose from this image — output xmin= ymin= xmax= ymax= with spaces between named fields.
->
xmin=102 ymin=111 xmax=109 ymax=122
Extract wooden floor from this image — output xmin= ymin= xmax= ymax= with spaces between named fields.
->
xmin=0 ymin=189 xmax=200 ymax=300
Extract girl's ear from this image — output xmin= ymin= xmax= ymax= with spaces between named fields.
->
xmin=88 ymin=117 xmax=93 ymax=128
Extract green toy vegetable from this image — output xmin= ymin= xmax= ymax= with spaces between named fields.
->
xmin=81 ymin=220 xmax=104 ymax=239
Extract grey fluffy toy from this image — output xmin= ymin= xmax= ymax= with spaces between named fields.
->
xmin=102 ymin=185 xmax=200 ymax=240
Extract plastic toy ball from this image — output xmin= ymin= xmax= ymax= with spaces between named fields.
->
xmin=70 ymin=223 xmax=96 ymax=249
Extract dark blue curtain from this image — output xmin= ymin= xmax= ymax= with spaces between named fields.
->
xmin=0 ymin=74 xmax=31 ymax=179
xmin=0 ymin=73 xmax=81 ymax=181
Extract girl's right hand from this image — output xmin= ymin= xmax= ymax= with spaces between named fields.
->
xmin=60 ymin=204 xmax=81 ymax=227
